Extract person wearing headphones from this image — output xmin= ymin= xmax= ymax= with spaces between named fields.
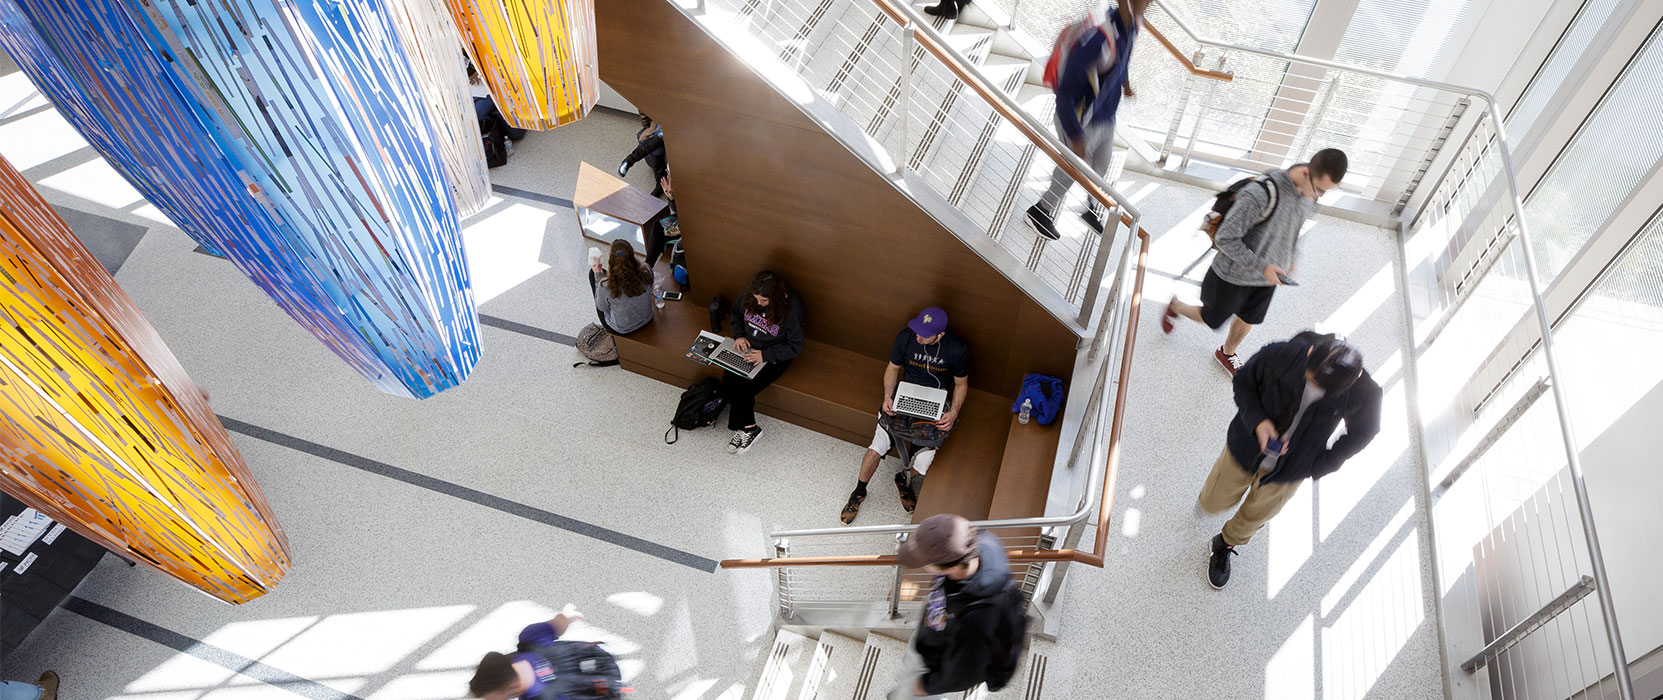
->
xmin=841 ymin=308 xmax=970 ymax=524
xmin=1199 ymin=331 xmax=1381 ymax=589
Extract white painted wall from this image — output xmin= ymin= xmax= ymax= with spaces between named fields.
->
xmin=1579 ymin=378 xmax=1663 ymax=671
xmin=598 ymin=79 xmax=638 ymax=114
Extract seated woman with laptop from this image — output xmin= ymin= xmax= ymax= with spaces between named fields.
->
xmin=719 ymin=271 xmax=805 ymax=454
xmin=841 ymin=307 xmax=969 ymax=524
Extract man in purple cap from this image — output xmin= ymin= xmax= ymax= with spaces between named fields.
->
xmin=842 ymin=308 xmax=971 ymax=524
xmin=889 ymin=514 xmax=1020 ymax=698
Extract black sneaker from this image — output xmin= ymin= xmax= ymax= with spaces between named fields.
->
xmin=729 ymin=426 xmax=763 ymax=454
xmin=923 ymin=0 xmax=958 ymax=19
xmin=1208 ymin=534 xmax=1237 ymax=589
xmin=1025 ymin=204 xmax=1061 ymax=241
xmin=1081 ymin=208 xmax=1106 ymax=234
xmin=894 ymin=470 xmax=918 ymax=512
xmin=840 ymin=490 xmax=866 ymax=524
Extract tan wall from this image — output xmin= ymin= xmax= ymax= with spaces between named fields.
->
xmin=596 ymin=0 xmax=1076 ymax=397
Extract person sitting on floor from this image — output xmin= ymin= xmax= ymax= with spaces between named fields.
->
xmin=842 ymin=307 xmax=969 ymax=524
xmin=589 ymin=239 xmax=655 ymax=336
xmin=721 ymin=271 xmax=805 ymax=454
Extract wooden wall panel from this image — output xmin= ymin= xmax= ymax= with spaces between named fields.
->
xmin=596 ymin=0 xmax=1076 ymax=397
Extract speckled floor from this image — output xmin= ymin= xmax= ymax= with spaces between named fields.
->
xmin=0 ymin=42 xmax=1442 ymax=700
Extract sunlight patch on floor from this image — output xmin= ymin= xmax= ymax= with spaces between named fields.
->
xmin=461 ymin=203 xmax=553 ymax=304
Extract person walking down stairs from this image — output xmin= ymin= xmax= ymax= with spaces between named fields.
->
xmin=923 ymin=0 xmax=969 ymax=20
xmin=888 ymin=515 xmax=1026 ymax=699
xmin=1026 ymin=0 xmax=1149 ymax=241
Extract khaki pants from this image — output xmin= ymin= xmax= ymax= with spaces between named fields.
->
xmin=1197 ymin=446 xmax=1301 ymax=546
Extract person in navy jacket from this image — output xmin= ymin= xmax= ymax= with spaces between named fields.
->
xmin=722 ymin=271 xmax=805 ymax=454
xmin=1026 ymin=0 xmax=1149 ymax=241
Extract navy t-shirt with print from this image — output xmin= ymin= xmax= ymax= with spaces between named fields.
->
xmin=511 ymin=621 xmax=561 ymax=699
xmin=890 ymin=329 xmax=970 ymax=395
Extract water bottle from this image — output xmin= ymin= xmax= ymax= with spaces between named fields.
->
xmin=653 ymin=280 xmax=665 ymax=309
xmin=1018 ymin=398 xmax=1032 ymax=425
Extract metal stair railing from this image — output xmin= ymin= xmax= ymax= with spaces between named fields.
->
xmin=698 ymin=0 xmax=1152 ymax=333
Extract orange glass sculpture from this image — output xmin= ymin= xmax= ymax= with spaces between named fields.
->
xmin=447 ymin=0 xmax=599 ymax=129
xmin=0 ymin=155 xmax=289 ymax=604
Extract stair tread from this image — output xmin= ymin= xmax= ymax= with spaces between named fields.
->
xmin=858 ymin=633 xmax=911 ymax=700
xmin=815 ymin=631 xmax=870 ymax=699
xmin=752 ymin=628 xmax=831 ymax=700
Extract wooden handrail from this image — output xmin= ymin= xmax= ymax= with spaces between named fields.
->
xmin=1143 ymin=21 xmax=1234 ymax=82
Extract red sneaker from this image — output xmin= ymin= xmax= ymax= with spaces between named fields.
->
xmin=1162 ymin=298 xmax=1179 ymax=334
xmin=1215 ymin=347 xmax=1243 ymax=376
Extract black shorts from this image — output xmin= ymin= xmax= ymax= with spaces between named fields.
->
xmin=1199 ymin=268 xmax=1276 ymax=329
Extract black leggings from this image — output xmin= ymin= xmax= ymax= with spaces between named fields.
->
xmin=722 ymin=359 xmax=792 ymax=430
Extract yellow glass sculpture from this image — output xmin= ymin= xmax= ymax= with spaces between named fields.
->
xmin=446 ymin=0 xmax=599 ymax=130
xmin=0 ymin=155 xmax=289 ymax=604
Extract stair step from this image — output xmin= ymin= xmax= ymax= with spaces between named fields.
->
xmin=908 ymin=53 xmax=1028 ymax=212
xmin=814 ymin=631 xmax=869 ymax=699
xmin=752 ymin=628 xmax=832 ymax=700
xmin=856 ymin=632 xmax=911 ymax=700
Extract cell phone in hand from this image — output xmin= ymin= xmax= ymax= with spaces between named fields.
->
xmin=1265 ymin=437 xmax=1284 ymax=454
xmin=661 ymin=291 xmax=683 ymax=301
xmin=1276 ymin=273 xmax=1299 ymax=286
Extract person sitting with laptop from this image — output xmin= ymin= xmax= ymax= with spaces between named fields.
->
xmin=841 ymin=307 xmax=969 ymax=524
xmin=721 ymin=271 xmax=805 ymax=454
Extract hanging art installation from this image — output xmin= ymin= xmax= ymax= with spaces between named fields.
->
xmin=446 ymin=0 xmax=599 ymax=130
xmin=0 ymin=154 xmax=290 ymax=604
xmin=0 ymin=0 xmax=482 ymax=399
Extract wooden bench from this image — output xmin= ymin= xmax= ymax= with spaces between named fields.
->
xmin=615 ymin=301 xmax=1063 ymax=523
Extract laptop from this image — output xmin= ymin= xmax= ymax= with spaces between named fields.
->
xmin=892 ymin=381 xmax=948 ymax=421
xmin=686 ymin=330 xmax=765 ymax=379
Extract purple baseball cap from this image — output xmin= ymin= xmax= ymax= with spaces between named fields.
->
xmin=908 ymin=307 xmax=948 ymax=337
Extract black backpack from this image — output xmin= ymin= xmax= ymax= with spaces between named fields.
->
xmin=665 ymin=377 xmax=725 ymax=444
xmin=1201 ymin=175 xmax=1278 ymax=246
xmin=518 ymin=640 xmax=626 ymax=699
xmin=975 ymin=581 xmax=1033 ymax=691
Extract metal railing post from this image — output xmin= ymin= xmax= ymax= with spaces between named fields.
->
xmin=1179 ymin=54 xmax=1226 ymax=170
xmin=1042 ymin=519 xmax=1089 ymax=605
xmin=898 ymin=25 xmax=915 ymax=173
xmin=1288 ymin=72 xmax=1340 ymax=163
xmin=1007 ymin=0 xmax=1022 ymax=30
xmin=887 ymin=533 xmax=908 ymax=619
xmin=1090 ymin=214 xmax=1138 ymax=360
xmin=1486 ymin=102 xmax=1635 ymax=699
xmin=775 ymin=539 xmax=794 ymax=619
xmin=1158 ymin=52 xmax=1203 ymax=166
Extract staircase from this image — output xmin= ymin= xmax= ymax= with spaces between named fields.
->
xmin=695 ymin=0 xmax=1143 ymax=335
xmin=750 ymin=627 xmax=1053 ymax=700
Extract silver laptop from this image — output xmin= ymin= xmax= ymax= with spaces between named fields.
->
xmin=687 ymin=330 xmax=765 ymax=379
xmin=893 ymin=381 xmax=948 ymax=421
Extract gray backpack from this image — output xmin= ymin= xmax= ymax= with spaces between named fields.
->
xmin=574 ymin=323 xmax=618 ymax=367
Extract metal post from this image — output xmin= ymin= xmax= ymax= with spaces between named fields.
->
xmin=1043 ymin=519 xmax=1091 ymax=605
xmin=1075 ymin=204 xmax=1119 ymax=330
xmin=898 ymin=26 xmax=915 ymax=174
xmin=1008 ymin=0 xmax=1022 ymax=30
xmin=775 ymin=539 xmax=793 ymax=619
xmin=1288 ymin=72 xmax=1341 ymax=163
xmin=887 ymin=533 xmax=908 ymax=620
xmin=1486 ymin=103 xmax=1635 ymax=699
xmin=1089 ymin=214 xmax=1138 ymax=360
xmin=1158 ymin=53 xmax=1202 ymax=165
xmin=1179 ymin=55 xmax=1226 ymax=170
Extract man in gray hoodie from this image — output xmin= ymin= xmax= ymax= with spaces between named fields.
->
xmin=889 ymin=514 xmax=1018 ymax=699
xmin=1161 ymin=149 xmax=1348 ymax=376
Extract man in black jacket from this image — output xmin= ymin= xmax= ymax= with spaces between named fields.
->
xmin=1200 ymin=332 xmax=1381 ymax=589
xmin=889 ymin=514 xmax=1015 ymax=698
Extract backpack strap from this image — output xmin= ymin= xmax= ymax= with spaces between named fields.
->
xmin=1255 ymin=177 xmax=1278 ymax=225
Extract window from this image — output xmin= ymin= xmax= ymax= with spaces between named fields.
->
xmin=1506 ymin=0 xmax=1627 ymax=146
